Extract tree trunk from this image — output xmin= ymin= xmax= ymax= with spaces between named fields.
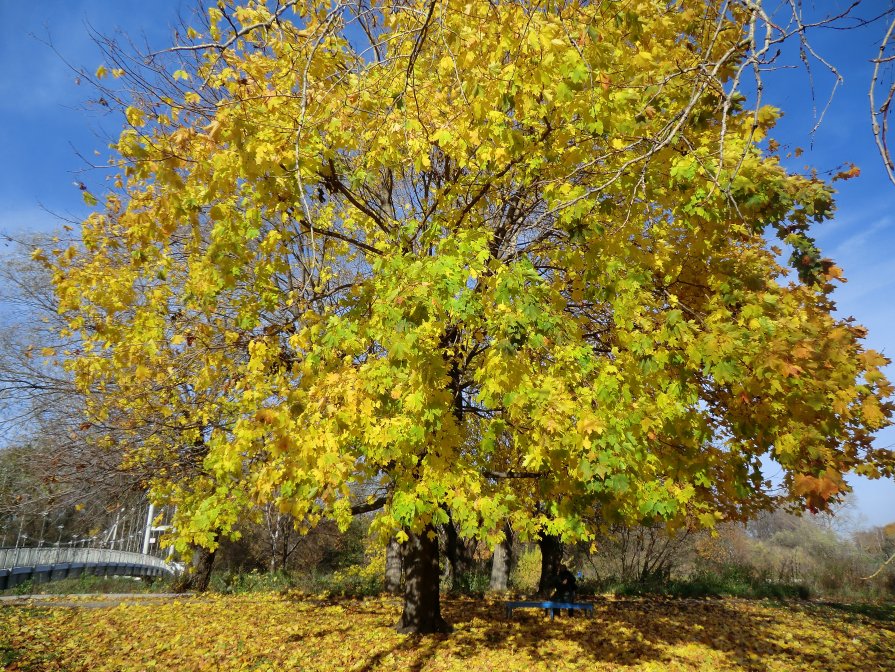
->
xmin=174 ymin=545 xmax=216 ymax=593
xmin=489 ymin=523 xmax=514 ymax=592
xmin=384 ymin=535 xmax=403 ymax=595
xmin=537 ymin=532 xmax=563 ymax=597
xmin=442 ymin=517 xmax=459 ymax=590
xmin=280 ymin=526 xmax=289 ymax=572
xmin=442 ymin=514 xmax=475 ymax=592
xmin=396 ymin=525 xmax=452 ymax=634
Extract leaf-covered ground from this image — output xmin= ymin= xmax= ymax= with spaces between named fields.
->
xmin=1 ymin=595 xmax=892 ymax=671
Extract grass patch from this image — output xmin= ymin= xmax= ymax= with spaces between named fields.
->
xmin=586 ymin=567 xmax=811 ymax=601
xmin=0 ymin=644 xmax=19 ymax=667
xmin=0 ymin=574 xmax=173 ymax=597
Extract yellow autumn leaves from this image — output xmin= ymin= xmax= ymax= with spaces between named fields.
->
xmin=46 ymin=0 xmax=895 ymax=566
xmin=1 ymin=595 xmax=893 ymax=671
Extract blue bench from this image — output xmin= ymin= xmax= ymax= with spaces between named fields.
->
xmin=504 ymin=600 xmax=594 ymax=620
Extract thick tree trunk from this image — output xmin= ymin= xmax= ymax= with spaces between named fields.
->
xmin=489 ymin=523 xmax=514 ymax=592
xmin=174 ymin=545 xmax=216 ymax=593
xmin=384 ymin=536 xmax=403 ymax=595
xmin=537 ymin=532 xmax=563 ymax=597
xmin=396 ymin=525 xmax=452 ymax=634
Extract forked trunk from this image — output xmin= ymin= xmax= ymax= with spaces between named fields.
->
xmin=384 ymin=535 xmax=403 ymax=595
xmin=174 ymin=545 xmax=216 ymax=593
xmin=489 ymin=523 xmax=514 ymax=592
xmin=396 ymin=525 xmax=452 ymax=634
xmin=537 ymin=532 xmax=563 ymax=597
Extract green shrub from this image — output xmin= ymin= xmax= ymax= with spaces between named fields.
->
xmin=211 ymin=569 xmax=295 ymax=594
xmin=315 ymin=548 xmax=385 ymax=597
xmin=598 ymin=566 xmax=811 ymax=600
xmin=447 ymin=569 xmax=490 ymax=596
xmin=12 ymin=579 xmax=34 ymax=596
xmin=510 ymin=546 xmax=541 ymax=593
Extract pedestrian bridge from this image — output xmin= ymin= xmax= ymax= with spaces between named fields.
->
xmin=0 ymin=547 xmax=177 ymax=590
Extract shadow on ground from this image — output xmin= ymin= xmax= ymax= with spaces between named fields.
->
xmin=348 ymin=596 xmax=894 ymax=671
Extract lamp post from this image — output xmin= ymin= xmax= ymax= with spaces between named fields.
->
xmin=38 ymin=512 xmax=49 ymax=548
xmin=108 ymin=508 xmax=124 ymax=550
xmin=14 ymin=515 xmax=24 ymax=549
xmin=55 ymin=525 xmax=64 ymax=564
xmin=12 ymin=534 xmax=25 ymax=568
xmin=142 ymin=503 xmax=156 ymax=555
xmin=10 ymin=520 xmax=18 ymax=565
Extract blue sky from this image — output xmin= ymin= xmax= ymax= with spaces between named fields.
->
xmin=0 ymin=1 xmax=893 ymax=528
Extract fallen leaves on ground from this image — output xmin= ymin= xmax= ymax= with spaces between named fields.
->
xmin=1 ymin=595 xmax=892 ymax=671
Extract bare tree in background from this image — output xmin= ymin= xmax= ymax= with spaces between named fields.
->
xmin=871 ymin=9 xmax=895 ymax=186
xmin=0 ymin=239 xmax=147 ymax=543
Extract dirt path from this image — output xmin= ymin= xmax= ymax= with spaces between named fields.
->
xmin=0 ymin=593 xmax=194 ymax=608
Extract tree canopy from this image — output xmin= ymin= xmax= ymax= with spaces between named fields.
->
xmin=47 ymin=0 xmax=894 ymax=631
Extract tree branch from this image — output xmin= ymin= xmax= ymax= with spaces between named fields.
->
xmin=863 ymin=550 xmax=895 ymax=580
xmin=482 ymin=470 xmax=544 ymax=480
xmin=350 ymin=495 xmax=388 ymax=515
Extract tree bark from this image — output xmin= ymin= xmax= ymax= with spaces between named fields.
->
xmin=537 ymin=532 xmax=563 ymax=597
xmin=396 ymin=525 xmax=452 ymax=634
xmin=489 ymin=523 xmax=514 ymax=592
xmin=384 ymin=535 xmax=403 ymax=595
xmin=442 ymin=514 xmax=475 ymax=592
xmin=174 ymin=544 xmax=216 ymax=593
xmin=442 ymin=516 xmax=460 ymax=590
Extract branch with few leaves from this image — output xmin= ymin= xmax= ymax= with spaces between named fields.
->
xmin=871 ymin=13 xmax=895 ymax=186
xmin=862 ymin=549 xmax=895 ymax=580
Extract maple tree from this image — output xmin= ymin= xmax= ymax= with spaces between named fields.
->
xmin=48 ymin=0 xmax=895 ymax=632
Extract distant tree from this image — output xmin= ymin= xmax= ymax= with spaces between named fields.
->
xmin=0 ymin=242 xmax=148 ymax=547
xmin=857 ymin=522 xmax=895 ymax=581
xmin=383 ymin=536 xmax=402 ymax=595
xmin=48 ymin=1 xmax=895 ymax=632
xmin=488 ymin=522 xmax=514 ymax=593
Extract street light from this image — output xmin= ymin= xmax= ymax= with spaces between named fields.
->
xmin=38 ymin=512 xmax=49 ymax=548
xmin=14 ymin=515 xmax=25 ymax=549
xmin=55 ymin=525 xmax=64 ymax=564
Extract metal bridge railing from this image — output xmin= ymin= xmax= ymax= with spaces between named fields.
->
xmin=0 ymin=547 xmax=175 ymax=573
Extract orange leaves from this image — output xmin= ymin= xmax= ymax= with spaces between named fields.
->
xmin=821 ymin=262 xmax=845 ymax=282
xmin=781 ymin=362 xmax=804 ymax=378
xmin=793 ymin=469 xmax=846 ymax=510
xmin=832 ymin=163 xmax=861 ymax=181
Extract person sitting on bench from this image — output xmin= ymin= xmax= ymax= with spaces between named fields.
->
xmin=551 ymin=563 xmax=577 ymax=616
